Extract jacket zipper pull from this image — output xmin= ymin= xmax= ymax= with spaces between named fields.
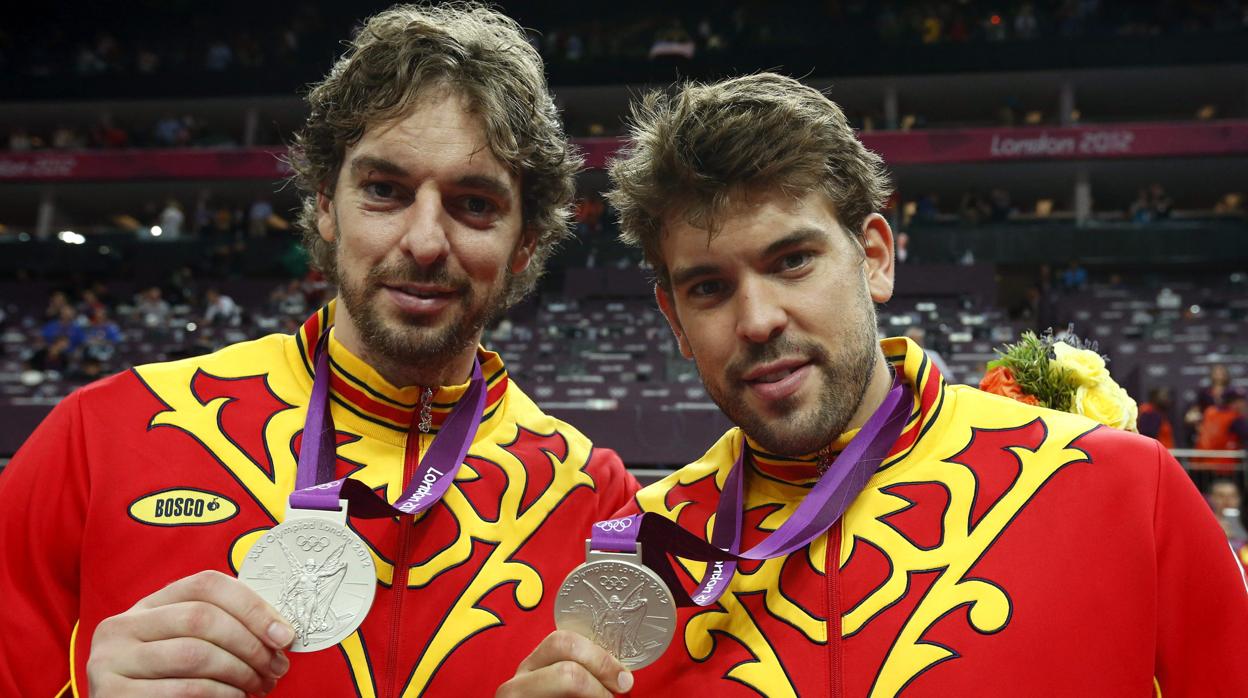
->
xmin=418 ymin=387 xmax=433 ymax=433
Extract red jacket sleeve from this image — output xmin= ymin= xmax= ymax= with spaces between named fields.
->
xmin=0 ymin=391 xmax=90 ymax=696
xmin=584 ymin=447 xmax=640 ymax=519
xmin=1152 ymin=440 xmax=1248 ymax=695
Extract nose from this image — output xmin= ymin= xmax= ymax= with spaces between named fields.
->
xmin=734 ymin=276 xmax=787 ymax=345
xmin=399 ymin=183 xmax=451 ymax=267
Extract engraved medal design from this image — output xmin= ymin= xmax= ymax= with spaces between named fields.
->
xmin=555 ymin=545 xmax=676 ymax=670
xmin=239 ymin=507 xmax=377 ymax=652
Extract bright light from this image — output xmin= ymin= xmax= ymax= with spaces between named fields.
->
xmin=186 ymin=322 xmax=198 ymax=332
xmin=57 ymin=230 xmax=86 ymax=245
xmin=151 ymin=226 xmax=163 ymax=237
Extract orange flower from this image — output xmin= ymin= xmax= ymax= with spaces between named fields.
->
xmin=980 ymin=365 xmax=1040 ymax=405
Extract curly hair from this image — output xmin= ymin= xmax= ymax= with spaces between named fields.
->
xmin=288 ymin=2 xmax=580 ymax=308
xmin=606 ymin=72 xmax=892 ymax=288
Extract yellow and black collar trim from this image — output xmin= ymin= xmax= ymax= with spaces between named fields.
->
xmin=747 ymin=337 xmax=947 ymax=484
xmin=293 ymin=302 xmax=509 ymax=435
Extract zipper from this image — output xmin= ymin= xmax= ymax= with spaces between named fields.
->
xmin=384 ymin=390 xmax=432 ymax=698
xmin=826 ymin=521 xmax=844 ymax=698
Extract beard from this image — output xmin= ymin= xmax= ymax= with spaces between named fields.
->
xmin=334 ymin=238 xmax=514 ymax=375
xmin=699 ymin=285 xmax=880 ymax=457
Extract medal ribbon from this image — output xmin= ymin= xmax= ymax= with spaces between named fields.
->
xmin=590 ymin=376 xmax=911 ymax=606
xmin=286 ymin=338 xmax=486 ymax=518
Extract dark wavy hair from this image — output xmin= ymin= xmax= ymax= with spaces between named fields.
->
xmin=607 ymin=72 xmax=893 ymax=289
xmin=288 ymin=2 xmax=581 ymax=307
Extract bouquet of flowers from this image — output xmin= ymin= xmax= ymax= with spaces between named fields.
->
xmin=979 ymin=328 xmax=1138 ymax=432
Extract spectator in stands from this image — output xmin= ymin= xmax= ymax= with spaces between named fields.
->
xmin=988 ymin=187 xmax=1014 ymax=221
xmin=81 ymin=307 xmax=122 ymax=363
xmin=1058 ymin=260 xmax=1088 ymax=290
xmin=41 ymin=305 xmax=85 ymax=351
xmin=27 ymin=335 xmax=75 ymax=374
xmin=134 ymin=286 xmax=171 ymax=327
xmin=77 ymin=289 xmax=105 ymax=318
xmin=959 ymin=190 xmax=990 ymax=224
xmin=1149 ymin=183 xmax=1173 ymax=219
xmin=1208 ymin=478 xmax=1248 ymax=544
xmin=43 ymin=290 xmax=71 ymax=321
xmin=1195 ymin=363 xmax=1233 ymax=412
xmin=88 ymin=113 xmax=130 ymax=149
xmin=89 ymin=281 xmax=115 ymax=310
xmin=269 ymin=278 xmax=308 ymax=317
xmin=163 ymin=266 xmax=197 ymax=306
xmin=1129 ymin=187 xmax=1153 ymax=223
xmin=894 ymin=231 xmax=910 ymax=263
xmin=151 ymin=113 xmax=189 ymax=147
xmin=201 ymin=287 xmax=241 ymax=327
xmin=67 ymin=354 xmax=105 ymax=385
xmin=1193 ymin=387 xmax=1248 ymax=473
xmin=247 ymin=196 xmax=274 ymax=237
xmin=8 ymin=127 xmax=35 ymax=151
xmin=649 ymin=20 xmax=696 ymax=60
xmin=157 ymin=199 xmax=185 ymax=239
xmin=1137 ymin=387 xmax=1175 ymax=449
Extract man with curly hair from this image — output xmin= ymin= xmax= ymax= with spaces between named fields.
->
xmin=0 ymin=4 xmax=637 ymax=695
xmin=504 ymin=72 xmax=1248 ymax=697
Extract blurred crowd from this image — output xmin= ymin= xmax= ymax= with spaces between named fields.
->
xmin=2 ymin=2 xmax=1244 ymax=82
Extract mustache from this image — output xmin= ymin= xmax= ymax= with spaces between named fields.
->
xmin=365 ymin=261 xmax=470 ymax=295
xmin=726 ymin=336 xmax=831 ymax=382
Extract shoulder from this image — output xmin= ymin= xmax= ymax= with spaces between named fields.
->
xmin=938 ymin=383 xmax=1166 ymax=477
xmin=633 ymin=428 xmax=741 ymax=517
xmin=130 ymin=332 xmax=291 ymax=385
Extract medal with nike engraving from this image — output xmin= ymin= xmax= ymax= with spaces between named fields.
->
xmin=238 ymin=504 xmax=376 ymax=652
xmin=554 ymin=522 xmax=676 ymax=670
xmin=560 ymin=376 xmax=913 ymax=667
xmin=239 ymin=337 xmax=486 ymax=651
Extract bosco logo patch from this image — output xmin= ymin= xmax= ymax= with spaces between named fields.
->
xmin=129 ymin=488 xmax=239 ymax=527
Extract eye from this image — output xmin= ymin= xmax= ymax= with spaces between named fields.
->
xmin=689 ymin=279 xmax=723 ymax=298
xmin=777 ymin=251 xmax=812 ymax=272
xmin=363 ymin=181 xmax=397 ymax=200
xmin=460 ymin=196 xmax=499 ymax=216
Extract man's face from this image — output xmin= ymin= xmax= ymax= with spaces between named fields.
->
xmin=317 ymin=91 xmax=532 ymax=378
xmin=656 ymin=190 xmax=894 ymax=456
xmin=1211 ymin=483 xmax=1241 ymax=512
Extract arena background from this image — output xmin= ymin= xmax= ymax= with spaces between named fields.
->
xmin=1 ymin=1 xmax=1245 ymax=521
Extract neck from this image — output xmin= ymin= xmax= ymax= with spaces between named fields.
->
xmin=845 ymin=350 xmax=894 ymax=434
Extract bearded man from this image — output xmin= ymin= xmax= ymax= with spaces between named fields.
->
xmin=0 ymin=5 xmax=638 ymax=696
xmin=502 ymin=72 xmax=1248 ymax=698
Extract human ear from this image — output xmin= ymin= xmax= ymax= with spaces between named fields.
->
xmin=860 ymin=214 xmax=895 ymax=303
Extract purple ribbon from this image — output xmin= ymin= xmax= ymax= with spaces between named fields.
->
xmin=287 ymin=338 xmax=486 ymax=518
xmin=591 ymin=377 xmax=911 ymax=607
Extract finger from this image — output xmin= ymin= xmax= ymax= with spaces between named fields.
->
xmin=498 ymin=660 xmax=615 ymax=698
xmin=122 ymin=601 xmax=287 ymax=683
xmin=517 ymin=630 xmax=632 ymax=694
xmin=126 ymin=637 xmax=276 ymax=696
xmin=135 ymin=570 xmax=295 ymax=649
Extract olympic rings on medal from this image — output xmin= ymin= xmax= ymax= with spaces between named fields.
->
xmin=598 ymin=575 xmax=630 ymax=591
xmin=296 ymin=535 xmax=330 ymax=552
xmin=594 ymin=517 xmax=634 ymax=533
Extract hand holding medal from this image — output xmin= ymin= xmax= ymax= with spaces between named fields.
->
xmin=552 ymin=377 xmax=912 ymax=672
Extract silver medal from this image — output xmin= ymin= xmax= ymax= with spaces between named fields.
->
xmin=554 ymin=542 xmax=676 ymax=670
xmin=238 ymin=502 xmax=377 ymax=652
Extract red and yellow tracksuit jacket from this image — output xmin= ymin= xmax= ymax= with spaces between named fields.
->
xmin=0 ymin=303 xmax=638 ymax=697
xmin=621 ymin=338 xmax=1248 ymax=697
